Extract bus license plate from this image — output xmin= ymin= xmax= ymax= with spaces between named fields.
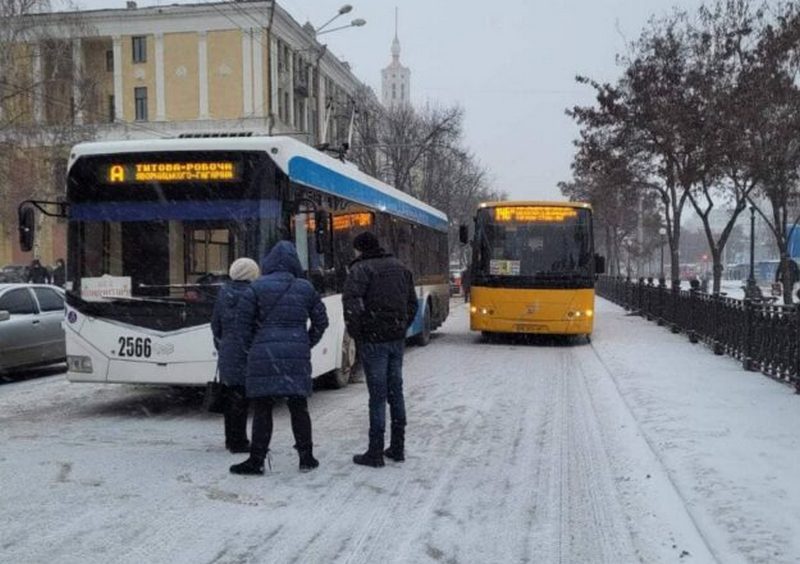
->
xmin=515 ymin=324 xmax=547 ymax=333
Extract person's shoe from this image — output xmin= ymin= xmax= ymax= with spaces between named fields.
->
xmin=226 ymin=441 xmax=251 ymax=454
xmin=298 ymin=449 xmax=319 ymax=472
xmin=383 ymin=445 xmax=404 ymax=462
xmin=229 ymin=457 xmax=264 ymax=475
xmin=353 ymin=450 xmax=385 ymax=467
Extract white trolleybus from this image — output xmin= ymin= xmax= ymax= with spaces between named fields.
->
xmin=26 ymin=135 xmax=450 ymax=388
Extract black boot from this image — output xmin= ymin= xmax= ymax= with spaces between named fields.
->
xmin=353 ymin=436 xmax=385 ymax=468
xmin=229 ymin=456 xmax=265 ymax=475
xmin=225 ymin=387 xmax=250 ymax=453
xmin=296 ymin=445 xmax=319 ymax=472
xmin=384 ymin=425 xmax=405 ymax=462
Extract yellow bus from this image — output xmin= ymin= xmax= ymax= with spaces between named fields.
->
xmin=461 ymin=201 xmax=603 ymax=339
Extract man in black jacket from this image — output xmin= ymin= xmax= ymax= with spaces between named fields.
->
xmin=343 ymin=231 xmax=418 ymax=467
xmin=27 ymin=259 xmax=51 ymax=284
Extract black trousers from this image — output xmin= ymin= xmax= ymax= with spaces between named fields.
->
xmin=223 ymin=385 xmax=249 ymax=447
xmin=250 ymin=396 xmax=312 ymax=461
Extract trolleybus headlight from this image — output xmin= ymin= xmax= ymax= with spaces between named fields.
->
xmin=585 ymin=309 xmax=593 ymax=317
xmin=67 ymin=355 xmax=93 ymax=373
xmin=480 ymin=307 xmax=494 ymax=315
xmin=470 ymin=306 xmax=478 ymax=314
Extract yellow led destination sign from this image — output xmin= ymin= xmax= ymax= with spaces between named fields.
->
xmin=104 ymin=161 xmax=240 ymax=183
xmin=494 ymin=206 xmax=578 ymax=223
xmin=333 ymin=212 xmax=373 ymax=231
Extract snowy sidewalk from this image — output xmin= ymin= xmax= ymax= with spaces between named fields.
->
xmin=593 ymin=298 xmax=800 ymax=563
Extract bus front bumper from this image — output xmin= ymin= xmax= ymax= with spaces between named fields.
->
xmin=470 ymin=314 xmax=593 ymax=335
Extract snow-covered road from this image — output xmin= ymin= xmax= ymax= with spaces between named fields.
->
xmin=1 ymin=299 xmax=798 ymax=563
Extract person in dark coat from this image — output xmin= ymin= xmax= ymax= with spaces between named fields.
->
xmin=229 ymin=241 xmax=329 ymax=475
xmin=27 ymin=259 xmax=51 ymax=284
xmin=775 ymin=259 xmax=800 ymax=287
xmin=343 ymin=231 xmax=418 ymax=467
xmin=211 ymin=257 xmax=260 ymax=453
xmin=51 ymin=259 xmax=66 ymax=288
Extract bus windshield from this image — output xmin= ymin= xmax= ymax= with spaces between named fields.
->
xmin=473 ymin=205 xmax=592 ymax=286
xmin=64 ymin=151 xmax=285 ymax=329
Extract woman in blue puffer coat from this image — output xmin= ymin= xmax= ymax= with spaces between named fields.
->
xmin=230 ymin=241 xmax=329 ymax=475
xmin=211 ymin=257 xmax=260 ymax=453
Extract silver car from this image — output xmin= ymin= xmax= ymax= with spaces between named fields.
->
xmin=0 ymin=284 xmax=66 ymax=374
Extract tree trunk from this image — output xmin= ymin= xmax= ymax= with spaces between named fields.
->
xmin=712 ymin=249 xmax=723 ymax=294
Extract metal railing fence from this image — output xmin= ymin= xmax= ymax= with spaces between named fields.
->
xmin=596 ymin=276 xmax=800 ymax=393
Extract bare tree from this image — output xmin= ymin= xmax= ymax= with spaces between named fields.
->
xmin=743 ymin=2 xmax=800 ymax=303
xmin=0 ymin=0 xmax=99 ymax=260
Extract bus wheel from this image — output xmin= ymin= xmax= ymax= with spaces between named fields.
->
xmin=326 ymin=333 xmax=357 ymax=389
xmin=413 ymin=302 xmax=432 ymax=346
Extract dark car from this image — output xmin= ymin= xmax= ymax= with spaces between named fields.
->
xmin=0 ymin=284 xmax=66 ymax=374
xmin=0 ymin=265 xmax=29 ymax=283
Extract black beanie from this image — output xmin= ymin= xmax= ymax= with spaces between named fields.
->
xmin=353 ymin=231 xmax=381 ymax=253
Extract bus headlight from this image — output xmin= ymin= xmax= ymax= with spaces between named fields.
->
xmin=471 ymin=306 xmax=494 ymax=315
xmin=67 ymin=355 xmax=93 ymax=373
xmin=565 ymin=309 xmax=593 ymax=320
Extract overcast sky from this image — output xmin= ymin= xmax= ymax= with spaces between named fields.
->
xmin=72 ymin=0 xmax=705 ymax=200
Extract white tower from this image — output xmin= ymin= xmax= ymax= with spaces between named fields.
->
xmin=381 ymin=8 xmax=410 ymax=108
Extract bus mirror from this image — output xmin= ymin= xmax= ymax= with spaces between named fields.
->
xmin=459 ymin=224 xmax=469 ymax=245
xmin=595 ymin=254 xmax=606 ymax=275
xmin=18 ymin=206 xmax=35 ymax=252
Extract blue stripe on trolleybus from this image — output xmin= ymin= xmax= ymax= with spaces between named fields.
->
xmin=288 ymin=157 xmax=448 ymax=232
xmin=70 ymin=200 xmax=282 ymax=221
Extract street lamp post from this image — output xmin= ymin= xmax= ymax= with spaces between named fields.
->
xmin=746 ymin=205 xmax=758 ymax=299
xmin=317 ymin=18 xmax=366 ymax=36
xmin=315 ymin=4 xmax=353 ymax=34
xmin=658 ymin=226 xmax=667 ymax=285
xmin=304 ymin=5 xmax=365 ymax=146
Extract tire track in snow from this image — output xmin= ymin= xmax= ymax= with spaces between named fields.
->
xmin=584 ymin=336 xmax=721 ymax=563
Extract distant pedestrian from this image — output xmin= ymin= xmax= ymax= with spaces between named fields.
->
xmin=27 ymin=259 xmax=51 ymax=284
xmin=775 ymin=259 xmax=799 ymax=287
xmin=461 ymin=267 xmax=471 ymax=303
xmin=51 ymin=258 xmax=66 ymax=288
xmin=229 ymin=242 xmax=328 ymax=476
xmin=211 ymin=257 xmax=260 ymax=454
xmin=343 ymin=231 xmax=418 ymax=467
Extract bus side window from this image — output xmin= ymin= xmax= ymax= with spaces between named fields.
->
xmin=293 ymin=212 xmax=311 ymax=272
xmin=294 ymin=211 xmax=337 ymax=295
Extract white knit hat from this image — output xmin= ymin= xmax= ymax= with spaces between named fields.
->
xmin=229 ymin=258 xmax=260 ymax=281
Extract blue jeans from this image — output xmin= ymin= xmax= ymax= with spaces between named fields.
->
xmin=359 ymin=340 xmax=407 ymax=443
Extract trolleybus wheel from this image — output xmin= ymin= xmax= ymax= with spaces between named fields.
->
xmin=326 ymin=332 xmax=357 ymax=389
xmin=413 ymin=302 xmax=432 ymax=346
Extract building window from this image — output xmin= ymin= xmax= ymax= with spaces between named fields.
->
xmin=108 ymin=95 xmax=115 ymax=122
xmin=106 ymin=50 xmax=114 ymax=72
xmin=134 ymin=87 xmax=148 ymax=121
xmin=132 ymin=36 xmax=147 ymax=63
xmin=392 ymin=83 xmax=396 ymax=99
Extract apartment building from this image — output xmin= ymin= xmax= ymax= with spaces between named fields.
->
xmin=0 ymin=0 xmax=366 ymax=265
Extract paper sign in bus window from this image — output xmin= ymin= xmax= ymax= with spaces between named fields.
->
xmin=81 ymin=275 xmax=132 ymax=301
xmin=490 ymin=260 xmax=521 ymax=276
